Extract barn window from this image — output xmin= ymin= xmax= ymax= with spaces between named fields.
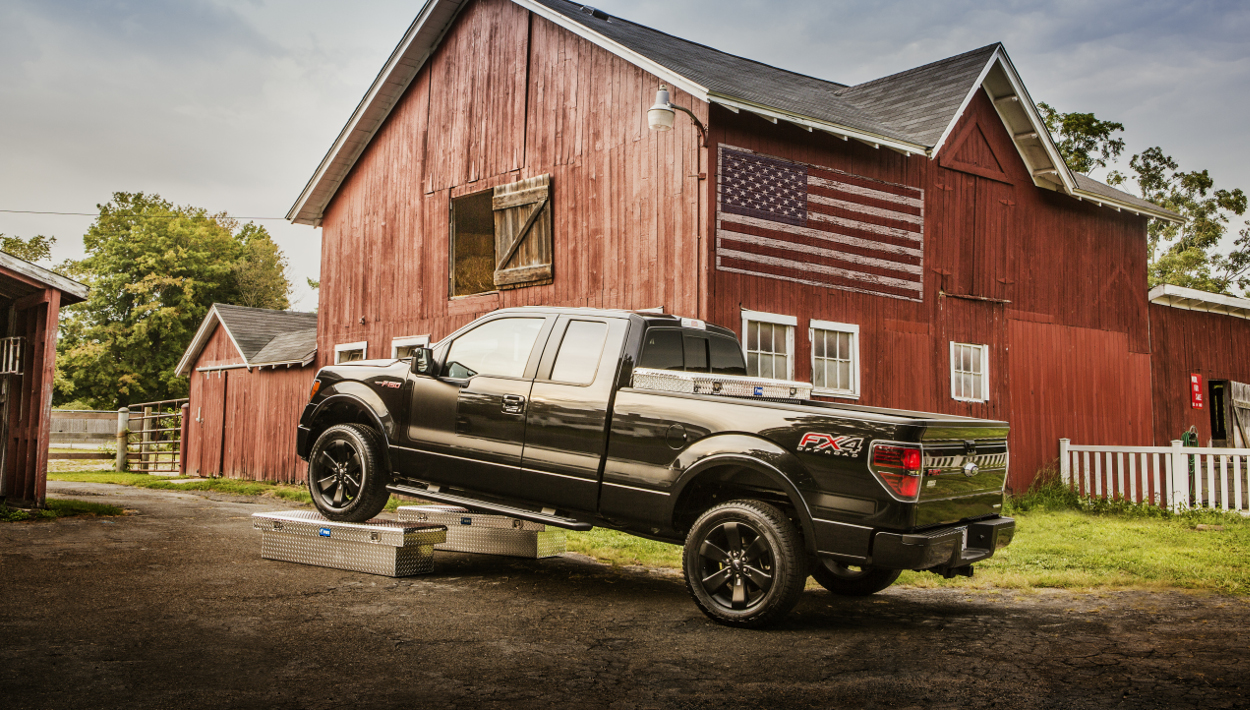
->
xmin=741 ymin=310 xmax=795 ymax=380
xmin=950 ymin=342 xmax=989 ymax=402
xmin=450 ymin=174 xmax=553 ymax=298
xmin=391 ymin=335 xmax=430 ymax=359
xmin=335 ymin=341 xmax=367 ymax=363
xmin=811 ymin=320 xmax=859 ymax=398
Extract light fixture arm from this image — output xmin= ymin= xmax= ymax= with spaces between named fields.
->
xmin=668 ymin=102 xmax=706 ymax=143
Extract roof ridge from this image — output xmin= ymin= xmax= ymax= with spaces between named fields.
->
xmin=212 ymin=302 xmax=317 ymax=317
xmin=842 ymin=42 xmax=1001 ymax=93
xmin=543 ymin=0 xmax=849 ymax=89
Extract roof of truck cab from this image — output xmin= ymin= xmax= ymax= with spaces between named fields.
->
xmin=491 ymin=306 xmax=738 ymax=337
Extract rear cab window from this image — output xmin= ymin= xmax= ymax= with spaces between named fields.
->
xmin=640 ymin=327 xmax=746 ymax=375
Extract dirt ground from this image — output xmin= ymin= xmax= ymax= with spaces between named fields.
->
xmin=2 ymin=482 xmax=1248 ymax=710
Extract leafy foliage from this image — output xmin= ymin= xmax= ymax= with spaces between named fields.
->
xmin=1036 ymin=102 xmax=1125 ymax=174
xmin=1108 ymin=148 xmax=1249 ymax=295
xmin=0 ymin=233 xmax=57 ymax=265
xmin=55 ymin=192 xmax=293 ymax=409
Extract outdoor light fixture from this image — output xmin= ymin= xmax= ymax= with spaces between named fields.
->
xmin=648 ymin=84 xmax=705 ymax=142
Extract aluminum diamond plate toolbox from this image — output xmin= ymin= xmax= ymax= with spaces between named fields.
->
xmin=631 ymin=367 xmax=811 ymax=400
xmin=252 ymin=510 xmax=447 ymax=577
xmin=396 ymin=505 xmax=566 ymax=559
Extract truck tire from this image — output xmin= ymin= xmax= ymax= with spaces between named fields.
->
xmin=811 ymin=559 xmax=901 ymax=596
xmin=682 ymin=499 xmax=808 ymax=628
xmin=307 ymin=424 xmax=391 ymax=523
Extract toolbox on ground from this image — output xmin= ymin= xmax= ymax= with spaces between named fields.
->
xmin=252 ymin=510 xmax=447 ymax=577
xmin=396 ymin=505 xmax=567 ymax=559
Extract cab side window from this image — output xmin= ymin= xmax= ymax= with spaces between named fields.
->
xmin=550 ymin=320 xmax=609 ymax=385
xmin=444 ymin=317 xmax=544 ymax=379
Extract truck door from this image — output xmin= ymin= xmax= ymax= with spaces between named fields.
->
xmin=403 ymin=315 xmax=551 ymax=496
xmin=516 ymin=315 xmax=629 ymax=513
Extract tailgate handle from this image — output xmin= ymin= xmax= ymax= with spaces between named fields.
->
xmin=502 ymin=394 xmax=527 ymax=414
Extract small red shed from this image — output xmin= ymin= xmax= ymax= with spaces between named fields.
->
xmin=176 ymin=304 xmax=318 ymax=482
xmin=0 ymin=252 xmax=89 ymax=508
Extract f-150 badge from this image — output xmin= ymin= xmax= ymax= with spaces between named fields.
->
xmin=797 ymin=433 xmax=864 ymax=457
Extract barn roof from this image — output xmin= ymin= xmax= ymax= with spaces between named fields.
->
xmin=0 ymin=251 xmax=89 ymax=305
xmin=288 ymin=0 xmax=1180 ymax=226
xmin=175 ymin=304 xmax=318 ymax=376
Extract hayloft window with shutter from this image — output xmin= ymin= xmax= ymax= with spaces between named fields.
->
xmin=449 ymin=174 xmax=553 ymax=298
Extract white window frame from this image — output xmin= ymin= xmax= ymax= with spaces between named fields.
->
xmin=390 ymin=335 xmax=431 ymax=359
xmin=740 ymin=309 xmax=796 ymax=380
xmin=334 ymin=341 xmax=368 ymax=364
xmin=949 ymin=342 xmax=989 ymax=403
xmin=809 ymin=320 xmax=860 ymax=399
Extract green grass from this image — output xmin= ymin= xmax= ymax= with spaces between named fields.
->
xmin=48 ymin=469 xmax=408 ymax=511
xmin=567 ymin=528 xmax=683 ymax=568
xmin=1 ymin=498 xmax=124 ymax=522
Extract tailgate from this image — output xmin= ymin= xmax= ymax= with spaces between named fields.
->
xmin=914 ymin=424 xmax=1009 ymax=528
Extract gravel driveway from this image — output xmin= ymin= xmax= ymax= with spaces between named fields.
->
xmin=1 ymin=481 xmax=1247 ymax=710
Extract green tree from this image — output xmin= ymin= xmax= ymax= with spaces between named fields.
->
xmin=0 ymin=233 xmax=56 ymax=264
xmin=1037 ymin=102 xmax=1126 ymax=174
xmin=55 ymin=192 xmax=293 ymax=409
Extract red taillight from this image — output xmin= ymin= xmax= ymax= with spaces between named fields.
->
xmin=871 ymin=445 xmax=923 ymax=499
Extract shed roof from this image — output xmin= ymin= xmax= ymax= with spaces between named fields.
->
xmin=288 ymin=0 xmax=1180 ymax=226
xmin=175 ymin=304 xmax=318 ymax=376
xmin=1149 ymin=284 xmax=1250 ymax=322
xmin=0 ymin=251 xmax=89 ymax=305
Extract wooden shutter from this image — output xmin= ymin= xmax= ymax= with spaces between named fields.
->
xmin=492 ymin=174 xmax=553 ymax=289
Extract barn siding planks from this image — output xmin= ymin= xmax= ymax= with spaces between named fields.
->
xmin=707 ymin=89 xmax=1153 ymax=490
xmin=318 ymin=0 xmax=706 ymax=362
xmin=1149 ymin=304 xmax=1250 ymax=446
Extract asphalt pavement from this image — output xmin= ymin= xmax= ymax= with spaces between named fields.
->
xmin=1 ymin=481 xmax=1247 ymax=710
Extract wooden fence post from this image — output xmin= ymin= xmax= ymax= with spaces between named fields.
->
xmin=1059 ymin=439 xmax=1070 ymax=486
xmin=1170 ymin=439 xmax=1189 ymax=513
xmin=179 ymin=403 xmax=189 ymax=477
xmin=115 ymin=407 xmax=128 ymax=472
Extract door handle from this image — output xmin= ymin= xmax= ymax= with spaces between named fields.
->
xmin=502 ymin=394 xmax=526 ymax=414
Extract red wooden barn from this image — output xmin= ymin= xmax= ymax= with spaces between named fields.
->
xmin=272 ymin=0 xmax=1236 ymax=492
xmin=0 ymin=252 xmax=88 ymax=507
xmin=177 ymin=304 xmax=317 ymax=481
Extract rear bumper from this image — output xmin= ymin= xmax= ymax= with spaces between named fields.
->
xmin=870 ymin=516 xmax=1015 ymax=571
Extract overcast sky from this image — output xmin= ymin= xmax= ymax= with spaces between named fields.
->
xmin=3 ymin=0 xmax=1248 ymax=310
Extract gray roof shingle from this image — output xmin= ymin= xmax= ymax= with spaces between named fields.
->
xmin=251 ymin=327 xmax=318 ymax=365
xmin=213 ymin=304 xmax=318 ymax=363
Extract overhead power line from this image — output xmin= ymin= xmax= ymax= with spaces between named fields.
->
xmin=0 ymin=209 xmax=289 ymax=221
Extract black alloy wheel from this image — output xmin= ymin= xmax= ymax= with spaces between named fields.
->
xmin=307 ymin=424 xmax=391 ymax=522
xmin=810 ymin=559 xmax=902 ymax=597
xmin=682 ymin=499 xmax=807 ymax=628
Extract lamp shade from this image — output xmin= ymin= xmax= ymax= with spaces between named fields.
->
xmin=648 ymin=86 xmax=674 ymax=131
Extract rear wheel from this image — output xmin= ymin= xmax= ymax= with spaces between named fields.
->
xmin=811 ymin=559 xmax=901 ymax=596
xmin=682 ymin=499 xmax=808 ymax=628
xmin=307 ymin=424 xmax=390 ymax=522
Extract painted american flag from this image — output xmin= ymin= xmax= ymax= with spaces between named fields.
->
xmin=716 ymin=146 xmax=924 ymax=301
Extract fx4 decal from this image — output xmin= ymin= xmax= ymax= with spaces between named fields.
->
xmin=797 ymin=433 xmax=865 ymax=457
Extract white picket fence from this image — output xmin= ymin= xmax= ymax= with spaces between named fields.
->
xmin=1059 ymin=439 xmax=1250 ymax=514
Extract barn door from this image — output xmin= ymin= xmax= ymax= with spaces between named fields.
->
xmin=198 ymin=370 xmax=227 ymax=476
xmin=492 ymin=174 xmax=553 ymax=289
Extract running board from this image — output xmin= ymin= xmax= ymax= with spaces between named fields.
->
xmin=386 ymin=484 xmax=594 ymax=531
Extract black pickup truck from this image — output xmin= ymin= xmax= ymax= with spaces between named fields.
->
xmin=297 ymin=307 xmax=1015 ymax=627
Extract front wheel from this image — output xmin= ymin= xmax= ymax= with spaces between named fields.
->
xmin=682 ymin=500 xmax=808 ymax=628
xmin=307 ymin=424 xmax=391 ymax=522
xmin=811 ymin=559 xmax=901 ymax=596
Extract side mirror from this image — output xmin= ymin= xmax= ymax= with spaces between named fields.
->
xmin=410 ymin=347 xmax=436 ymax=376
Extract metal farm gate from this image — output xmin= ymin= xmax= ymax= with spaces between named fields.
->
xmin=125 ymin=398 xmax=189 ymax=474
